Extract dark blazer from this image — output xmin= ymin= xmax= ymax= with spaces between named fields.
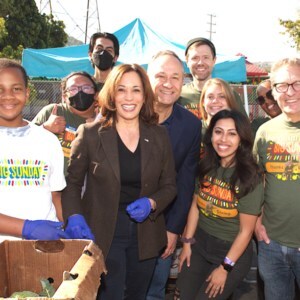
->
xmin=62 ymin=120 xmax=177 ymax=260
xmin=162 ymin=103 xmax=202 ymax=234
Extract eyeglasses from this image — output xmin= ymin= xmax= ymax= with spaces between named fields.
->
xmin=65 ymin=85 xmax=95 ymax=95
xmin=273 ymin=81 xmax=300 ymax=93
xmin=255 ymin=90 xmax=275 ymax=105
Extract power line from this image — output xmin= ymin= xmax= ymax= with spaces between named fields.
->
xmin=36 ymin=0 xmax=101 ymax=42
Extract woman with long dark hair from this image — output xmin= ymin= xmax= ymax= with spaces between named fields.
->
xmin=177 ymin=109 xmax=263 ymax=299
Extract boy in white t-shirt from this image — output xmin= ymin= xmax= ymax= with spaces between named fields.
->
xmin=0 ymin=58 xmax=69 ymax=241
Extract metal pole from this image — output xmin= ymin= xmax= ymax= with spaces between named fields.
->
xmin=85 ymin=0 xmax=90 ymax=44
xmin=95 ymin=0 xmax=101 ymax=32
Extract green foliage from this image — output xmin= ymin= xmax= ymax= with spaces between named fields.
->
xmin=0 ymin=18 xmax=8 ymax=43
xmin=0 ymin=0 xmax=67 ymax=59
xmin=9 ymin=278 xmax=56 ymax=298
xmin=38 ymin=278 xmax=56 ymax=297
xmin=10 ymin=290 xmax=39 ymax=297
xmin=0 ymin=45 xmax=23 ymax=60
xmin=45 ymin=15 xmax=68 ymax=48
xmin=279 ymin=13 xmax=300 ymax=51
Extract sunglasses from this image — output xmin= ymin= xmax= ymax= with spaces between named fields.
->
xmin=255 ymin=90 xmax=275 ymax=105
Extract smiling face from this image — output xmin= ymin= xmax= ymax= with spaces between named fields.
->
xmin=211 ymin=118 xmax=241 ymax=167
xmin=186 ymin=44 xmax=216 ymax=83
xmin=0 ymin=67 xmax=29 ymax=127
xmin=148 ymin=54 xmax=184 ymax=108
xmin=257 ymin=85 xmax=281 ymax=118
xmin=272 ymin=65 xmax=300 ymax=122
xmin=115 ymin=71 xmax=144 ymax=124
xmin=203 ymin=83 xmax=230 ymax=122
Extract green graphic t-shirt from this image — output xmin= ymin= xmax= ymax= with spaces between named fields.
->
xmin=196 ymin=167 xmax=263 ymax=242
xmin=253 ymin=114 xmax=300 ymax=247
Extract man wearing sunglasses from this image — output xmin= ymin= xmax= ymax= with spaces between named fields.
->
xmin=251 ymin=79 xmax=282 ymax=135
xmin=254 ymin=57 xmax=300 ymax=300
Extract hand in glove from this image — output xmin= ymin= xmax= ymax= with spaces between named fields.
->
xmin=65 ymin=214 xmax=95 ymax=241
xmin=126 ymin=197 xmax=152 ymax=223
xmin=22 ymin=220 xmax=69 ymax=240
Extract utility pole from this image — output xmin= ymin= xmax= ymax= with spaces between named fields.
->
xmin=38 ymin=0 xmax=52 ymax=15
xmin=85 ymin=0 xmax=90 ymax=44
xmin=207 ymin=14 xmax=216 ymax=41
xmin=84 ymin=0 xmax=101 ymax=43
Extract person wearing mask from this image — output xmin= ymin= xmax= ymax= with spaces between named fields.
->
xmin=181 ymin=37 xmax=246 ymax=118
xmin=88 ymin=32 xmax=119 ymax=90
xmin=254 ymin=57 xmax=300 ymax=300
xmin=146 ymin=50 xmax=201 ymax=300
xmin=251 ymin=79 xmax=282 ymax=135
xmin=0 ymin=58 xmax=68 ymax=242
xmin=177 ymin=109 xmax=263 ymax=299
xmin=62 ymin=63 xmax=177 ymax=300
xmin=33 ymin=71 xmax=98 ymax=175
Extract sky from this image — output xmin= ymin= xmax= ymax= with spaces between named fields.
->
xmin=36 ymin=0 xmax=299 ymax=63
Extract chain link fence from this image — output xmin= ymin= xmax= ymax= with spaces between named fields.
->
xmin=23 ymin=80 xmax=62 ymax=121
xmin=23 ymin=79 xmax=263 ymax=122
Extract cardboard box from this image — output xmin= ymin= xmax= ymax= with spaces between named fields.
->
xmin=0 ymin=240 xmax=107 ymax=299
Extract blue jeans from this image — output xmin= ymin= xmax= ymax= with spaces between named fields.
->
xmin=258 ymin=239 xmax=300 ymax=300
xmin=146 ymin=255 xmax=173 ymax=300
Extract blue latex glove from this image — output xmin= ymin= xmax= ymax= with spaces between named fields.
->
xmin=65 ymin=214 xmax=95 ymax=241
xmin=126 ymin=197 xmax=152 ymax=223
xmin=22 ymin=220 xmax=69 ymax=240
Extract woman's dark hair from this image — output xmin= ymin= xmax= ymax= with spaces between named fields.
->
xmin=199 ymin=109 xmax=262 ymax=198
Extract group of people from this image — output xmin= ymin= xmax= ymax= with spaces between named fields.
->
xmin=0 ymin=30 xmax=299 ymax=300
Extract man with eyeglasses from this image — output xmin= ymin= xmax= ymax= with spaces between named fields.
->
xmin=33 ymin=71 xmax=98 ymax=175
xmin=251 ymin=79 xmax=282 ymax=135
xmin=253 ymin=57 xmax=300 ymax=300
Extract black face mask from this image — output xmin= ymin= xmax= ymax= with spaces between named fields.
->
xmin=69 ymin=91 xmax=95 ymax=111
xmin=92 ymin=50 xmax=114 ymax=71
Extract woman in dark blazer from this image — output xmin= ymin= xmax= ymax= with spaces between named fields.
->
xmin=62 ymin=63 xmax=177 ymax=300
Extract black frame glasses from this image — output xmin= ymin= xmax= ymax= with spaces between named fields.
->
xmin=255 ymin=90 xmax=275 ymax=105
xmin=273 ymin=81 xmax=300 ymax=93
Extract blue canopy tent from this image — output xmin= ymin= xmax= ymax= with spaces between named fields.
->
xmin=22 ymin=18 xmax=246 ymax=82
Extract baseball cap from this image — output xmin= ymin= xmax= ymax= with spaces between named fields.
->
xmin=185 ymin=37 xmax=216 ymax=58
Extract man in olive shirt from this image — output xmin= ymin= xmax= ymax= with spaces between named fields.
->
xmin=181 ymin=37 xmax=246 ymax=118
xmin=254 ymin=57 xmax=300 ymax=300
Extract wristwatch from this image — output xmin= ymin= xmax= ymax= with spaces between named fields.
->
xmin=221 ymin=261 xmax=233 ymax=272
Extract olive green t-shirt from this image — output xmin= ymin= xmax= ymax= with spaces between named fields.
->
xmin=253 ymin=114 xmax=300 ymax=248
xmin=196 ymin=167 xmax=263 ymax=242
xmin=251 ymin=117 xmax=270 ymax=136
xmin=180 ymin=81 xmax=248 ymax=118
xmin=33 ymin=103 xmax=86 ymax=175
xmin=180 ymin=83 xmax=202 ymax=118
